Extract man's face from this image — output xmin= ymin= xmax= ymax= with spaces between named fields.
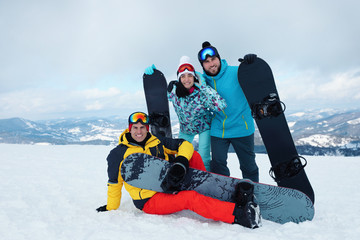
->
xmin=130 ymin=122 xmax=148 ymax=142
xmin=202 ymin=56 xmax=221 ymax=76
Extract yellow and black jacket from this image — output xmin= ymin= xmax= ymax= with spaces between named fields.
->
xmin=105 ymin=128 xmax=194 ymax=211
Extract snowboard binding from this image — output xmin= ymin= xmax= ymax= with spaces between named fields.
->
xmin=149 ymin=112 xmax=171 ymax=128
xmin=160 ymin=162 xmax=187 ymax=194
xmin=251 ymin=93 xmax=286 ymax=120
xmin=233 ymin=182 xmax=262 ymax=229
xmin=269 ymin=156 xmax=307 ymax=183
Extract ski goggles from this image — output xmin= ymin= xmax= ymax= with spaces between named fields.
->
xmin=178 ymin=63 xmax=195 ymax=73
xmin=128 ymin=112 xmax=150 ymax=125
xmin=177 ymin=63 xmax=196 ymax=79
xmin=198 ymin=46 xmax=219 ymax=62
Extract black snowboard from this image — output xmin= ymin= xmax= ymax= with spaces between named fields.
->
xmin=238 ymin=58 xmax=315 ymax=203
xmin=121 ymin=153 xmax=314 ymax=224
xmin=143 ymin=69 xmax=172 ymax=138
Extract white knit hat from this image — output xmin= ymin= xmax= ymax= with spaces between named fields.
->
xmin=177 ymin=56 xmax=196 ymax=80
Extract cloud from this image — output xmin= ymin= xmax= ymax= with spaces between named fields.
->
xmin=79 ymin=88 xmax=121 ymax=99
xmin=0 ymin=0 xmax=360 ymax=119
xmin=85 ymin=101 xmax=103 ymax=111
xmin=0 ymin=87 xmax=146 ymax=120
xmin=320 ymin=69 xmax=360 ymax=100
xmin=275 ymin=67 xmax=360 ymax=110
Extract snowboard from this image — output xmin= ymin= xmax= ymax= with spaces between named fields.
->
xmin=121 ymin=153 xmax=315 ymax=224
xmin=237 ymin=58 xmax=315 ymax=203
xmin=143 ymin=69 xmax=172 ymax=138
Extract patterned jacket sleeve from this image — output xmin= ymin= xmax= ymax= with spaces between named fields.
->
xmin=167 ymin=81 xmax=177 ymax=102
xmin=200 ymin=85 xmax=227 ymax=112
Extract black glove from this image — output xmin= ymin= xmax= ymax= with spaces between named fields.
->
xmin=167 ymin=81 xmax=178 ymax=93
xmin=169 ymin=155 xmax=190 ymax=170
xmin=96 ymin=205 xmax=108 ymax=212
xmin=161 ymin=156 xmax=189 ymax=193
xmin=175 ymin=82 xmax=190 ymax=98
xmin=238 ymin=54 xmax=257 ymax=64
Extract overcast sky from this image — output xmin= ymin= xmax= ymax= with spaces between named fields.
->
xmin=1 ymin=0 xmax=359 ymax=120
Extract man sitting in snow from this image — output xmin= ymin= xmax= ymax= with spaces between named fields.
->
xmin=96 ymin=111 xmax=261 ymax=229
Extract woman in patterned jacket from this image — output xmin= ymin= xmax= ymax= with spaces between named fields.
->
xmin=145 ymin=56 xmax=227 ymax=171
xmin=167 ymin=56 xmax=227 ymax=171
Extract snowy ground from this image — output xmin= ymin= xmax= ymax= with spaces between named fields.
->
xmin=1 ymin=144 xmax=359 ymax=240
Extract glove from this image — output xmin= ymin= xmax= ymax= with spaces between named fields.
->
xmin=169 ymin=155 xmax=190 ymax=170
xmin=195 ymin=71 xmax=206 ymax=85
xmin=96 ymin=205 xmax=108 ymax=212
xmin=238 ymin=54 xmax=257 ymax=64
xmin=175 ymin=82 xmax=190 ymax=98
xmin=161 ymin=156 xmax=189 ymax=193
xmin=167 ymin=81 xmax=178 ymax=93
xmin=144 ymin=64 xmax=156 ymax=75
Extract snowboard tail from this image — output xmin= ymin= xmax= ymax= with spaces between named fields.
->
xmin=121 ymin=153 xmax=315 ymax=224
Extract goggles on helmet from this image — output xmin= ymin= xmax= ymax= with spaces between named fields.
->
xmin=128 ymin=112 xmax=150 ymax=125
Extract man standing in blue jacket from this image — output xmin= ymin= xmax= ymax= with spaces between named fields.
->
xmin=197 ymin=41 xmax=259 ymax=182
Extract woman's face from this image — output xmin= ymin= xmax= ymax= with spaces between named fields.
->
xmin=180 ymin=73 xmax=195 ymax=89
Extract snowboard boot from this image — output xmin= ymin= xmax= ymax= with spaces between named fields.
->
xmin=233 ymin=181 xmax=262 ymax=229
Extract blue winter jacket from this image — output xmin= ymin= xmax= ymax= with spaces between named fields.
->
xmin=202 ymin=59 xmax=255 ymax=138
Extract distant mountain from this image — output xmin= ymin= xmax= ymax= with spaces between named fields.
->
xmin=253 ymin=109 xmax=360 ymax=156
xmin=0 ymin=109 xmax=359 ymax=156
xmin=0 ymin=117 xmax=127 ymax=145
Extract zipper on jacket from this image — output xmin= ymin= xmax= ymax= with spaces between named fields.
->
xmin=222 ymin=112 xmax=227 ymax=138
xmin=213 ymin=77 xmax=227 ymax=138
xmin=156 ymin=145 xmax=160 ymax=157
xmin=139 ymin=189 xmax=143 ymax=200
xmin=242 ymin=115 xmax=249 ymax=130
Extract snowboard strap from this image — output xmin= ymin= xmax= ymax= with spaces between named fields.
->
xmin=251 ymin=93 xmax=286 ymax=120
xmin=149 ymin=112 xmax=171 ymax=128
xmin=160 ymin=163 xmax=187 ymax=194
xmin=269 ymin=156 xmax=307 ymax=183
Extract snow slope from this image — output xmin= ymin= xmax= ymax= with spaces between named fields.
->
xmin=0 ymin=144 xmax=359 ymax=240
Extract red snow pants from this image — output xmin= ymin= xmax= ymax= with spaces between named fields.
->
xmin=142 ymin=151 xmax=236 ymax=224
xmin=188 ymin=150 xmax=207 ymax=171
